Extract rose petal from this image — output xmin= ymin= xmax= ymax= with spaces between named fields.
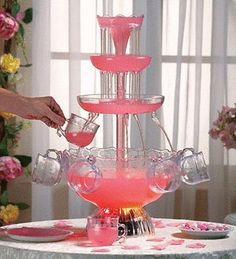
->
xmin=187 ymin=242 xmax=206 ymax=249
xmin=168 ymin=239 xmax=185 ymax=245
xmin=152 ymin=244 xmax=168 ymax=250
xmin=154 ymin=223 xmax=167 ymax=228
xmin=146 ymin=237 xmax=165 ymax=242
xmin=167 ymin=222 xmax=182 ymax=227
xmin=91 ymin=248 xmax=111 ymax=252
xmin=122 ymin=245 xmax=141 ymax=250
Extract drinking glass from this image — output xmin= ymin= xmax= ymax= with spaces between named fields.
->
xmin=32 ymin=149 xmax=62 ymax=186
xmin=57 ymin=113 xmax=99 ymax=147
xmin=178 ymin=148 xmax=210 ymax=185
xmin=86 ymin=216 xmax=127 ymax=246
xmin=148 ymin=157 xmax=182 ymax=193
xmin=67 ymin=155 xmax=102 ymax=194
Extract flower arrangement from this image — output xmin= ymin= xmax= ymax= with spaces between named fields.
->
xmin=0 ymin=0 xmax=32 ymax=225
xmin=209 ymin=105 xmax=236 ymax=149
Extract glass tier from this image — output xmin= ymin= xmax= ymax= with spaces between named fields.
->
xmin=90 ymin=55 xmax=151 ymax=72
xmin=66 ymin=148 xmax=179 ymax=209
xmin=77 ymin=94 xmax=164 ymax=114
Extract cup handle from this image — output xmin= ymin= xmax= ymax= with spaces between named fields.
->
xmin=117 ymin=223 xmax=127 ymax=243
xmin=178 ymin=148 xmax=194 ymax=159
xmin=147 ymin=162 xmax=168 ymax=193
xmin=45 ymin=149 xmax=62 ymax=161
xmin=57 ymin=127 xmax=65 ymax=137
xmin=57 ymin=119 xmax=69 ymax=137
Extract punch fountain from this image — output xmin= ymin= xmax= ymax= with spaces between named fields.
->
xmin=33 ymin=15 xmax=209 ymax=237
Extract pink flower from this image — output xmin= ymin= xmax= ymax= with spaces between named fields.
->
xmin=0 ymin=156 xmax=23 ymax=181
xmin=209 ymin=105 xmax=236 ymax=149
xmin=15 ymin=12 xmax=25 ymax=22
xmin=0 ymin=11 xmax=19 ymax=40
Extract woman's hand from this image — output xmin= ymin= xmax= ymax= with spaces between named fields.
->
xmin=20 ymin=96 xmax=66 ymax=128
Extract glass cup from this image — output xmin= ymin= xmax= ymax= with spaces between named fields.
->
xmin=86 ymin=216 xmax=127 ymax=246
xmin=148 ymin=157 xmax=182 ymax=193
xmin=32 ymin=149 xmax=62 ymax=186
xmin=57 ymin=113 xmax=100 ymax=147
xmin=67 ymin=155 xmax=102 ymax=194
xmin=178 ymin=148 xmax=210 ymax=185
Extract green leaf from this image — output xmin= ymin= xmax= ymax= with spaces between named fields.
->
xmin=0 ymin=191 xmax=9 ymax=206
xmin=14 ymin=155 xmax=32 ymax=167
xmin=22 ymin=8 xmax=33 ymax=24
xmin=0 ymin=135 xmax=9 ymax=156
xmin=14 ymin=202 xmax=30 ymax=210
xmin=11 ymin=2 xmax=21 ymax=17
xmin=0 ymin=72 xmax=7 ymax=87
xmin=18 ymin=23 xmax=25 ymax=39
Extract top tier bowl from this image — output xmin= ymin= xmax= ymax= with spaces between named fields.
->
xmin=97 ymin=15 xmax=144 ymax=55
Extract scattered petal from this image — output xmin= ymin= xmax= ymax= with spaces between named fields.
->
xmin=122 ymin=245 xmax=141 ymax=250
xmin=154 ymin=223 xmax=167 ymax=228
xmin=167 ymin=222 xmax=182 ymax=227
xmin=91 ymin=248 xmax=111 ymax=252
xmin=168 ymin=239 xmax=185 ymax=245
xmin=152 ymin=244 xmax=168 ymax=250
xmin=187 ymin=242 xmax=206 ymax=249
xmin=146 ymin=237 xmax=165 ymax=242
xmin=54 ymin=220 xmax=73 ymax=228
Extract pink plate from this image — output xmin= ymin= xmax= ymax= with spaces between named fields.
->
xmin=7 ymin=227 xmax=73 ymax=242
xmin=90 ymin=55 xmax=151 ymax=72
xmin=179 ymin=222 xmax=234 ymax=239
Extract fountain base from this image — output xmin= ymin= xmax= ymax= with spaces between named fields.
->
xmin=91 ymin=207 xmax=155 ymax=236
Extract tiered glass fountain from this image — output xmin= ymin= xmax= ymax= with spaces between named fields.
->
xmin=33 ymin=15 xmax=209 ymax=237
xmin=68 ymin=15 xmax=190 ymax=236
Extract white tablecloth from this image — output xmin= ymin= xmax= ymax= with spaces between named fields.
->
xmin=0 ymin=218 xmax=235 ymax=259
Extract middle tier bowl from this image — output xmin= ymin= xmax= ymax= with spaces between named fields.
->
xmin=77 ymin=94 xmax=164 ymax=114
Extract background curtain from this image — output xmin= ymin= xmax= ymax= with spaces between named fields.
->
xmin=31 ymin=0 xmax=236 ymax=223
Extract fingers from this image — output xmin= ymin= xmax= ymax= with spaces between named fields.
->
xmin=40 ymin=96 xmax=66 ymax=127
xmin=41 ymin=117 xmax=52 ymax=127
xmin=49 ymin=97 xmax=65 ymax=119
xmin=41 ymin=116 xmax=60 ymax=128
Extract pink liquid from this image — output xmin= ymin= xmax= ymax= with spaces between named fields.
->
xmin=90 ymin=55 xmax=151 ymax=73
xmin=67 ymin=169 xmax=166 ymax=208
xmin=97 ymin=16 xmax=144 ymax=29
xmin=79 ymin=99 xmax=162 ymax=114
xmin=87 ymin=226 xmax=118 ymax=245
xmin=65 ymin=131 xmax=95 ymax=147
xmin=111 ymin=27 xmax=131 ymax=54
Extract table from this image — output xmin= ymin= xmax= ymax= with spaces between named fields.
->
xmin=0 ymin=218 xmax=235 ymax=259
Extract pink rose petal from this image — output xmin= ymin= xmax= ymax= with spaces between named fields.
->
xmin=167 ymin=222 xmax=182 ymax=227
xmin=168 ymin=239 xmax=185 ymax=245
xmin=154 ymin=223 xmax=167 ymax=228
xmin=146 ymin=237 xmax=165 ymax=242
xmin=152 ymin=244 xmax=168 ymax=250
xmin=54 ymin=220 xmax=73 ymax=228
xmin=187 ymin=242 xmax=206 ymax=249
xmin=152 ymin=219 xmax=162 ymax=224
xmin=122 ymin=245 xmax=141 ymax=250
xmin=91 ymin=248 xmax=111 ymax=252
xmin=78 ymin=241 xmax=94 ymax=247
